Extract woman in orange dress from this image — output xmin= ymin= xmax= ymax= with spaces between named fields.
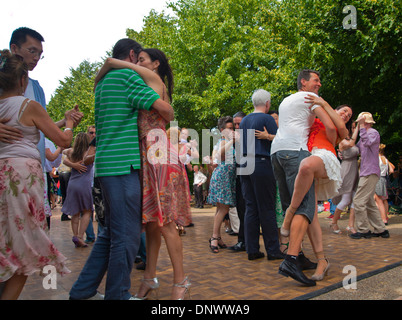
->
xmin=95 ymin=49 xmax=191 ymax=300
xmin=280 ymin=95 xmax=352 ymax=281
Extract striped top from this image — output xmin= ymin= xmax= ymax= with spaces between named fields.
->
xmin=94 ymin=68 xmax=160 ymax=177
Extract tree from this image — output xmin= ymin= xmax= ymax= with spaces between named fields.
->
xmin=127 ymin=0 xmax=401 ymax=160
xmin=47 ymin=60 xmax=101 ymax=139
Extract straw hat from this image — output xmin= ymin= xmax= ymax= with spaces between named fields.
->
xmin=357 ymin=112 xmax=376 ymax=124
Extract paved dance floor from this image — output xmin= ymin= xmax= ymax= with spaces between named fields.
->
xmin=19 ymin=205 xmax=402 ymax=300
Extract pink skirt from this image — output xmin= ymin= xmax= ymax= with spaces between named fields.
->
xmin=0 ymin=158 xmax=70 ymax=282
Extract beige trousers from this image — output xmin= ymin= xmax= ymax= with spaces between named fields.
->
xmin=353 ymin=174 xmax=386 ymax=233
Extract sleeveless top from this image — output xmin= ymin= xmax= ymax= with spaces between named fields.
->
xmin=379 ymin=156 xmax=389 ymax=177
xmin=307 ymin=118 xmax=337 ymax=156
xmin=0 ymin=96 xmax=40 ymax=160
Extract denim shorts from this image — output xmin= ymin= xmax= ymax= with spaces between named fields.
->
xmin=271 ymin=149 xmax=316 ymax=223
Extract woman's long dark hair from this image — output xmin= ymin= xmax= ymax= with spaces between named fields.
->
xmin=142 ymin=48 xmax=174 ymax=102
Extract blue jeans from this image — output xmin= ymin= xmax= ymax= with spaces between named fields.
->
xmin=271 ymin=150 xmax=316 ymax=223
xmin=85 ymin=217 xmax=96 ymax=242
xmin=69 ymin=169 xmax=142 ymax=300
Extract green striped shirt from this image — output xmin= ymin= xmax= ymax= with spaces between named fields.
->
xmin=94 ymin=68 xmax=160 ymax=177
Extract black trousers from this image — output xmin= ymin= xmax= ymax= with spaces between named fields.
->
xmin=59 ymin=171 xmax=71 ymax=204
xmin=194 ymin=184 xmax=204 ymax=207
xmin=240 ymin=158 xmax=280 ymax=255
xmin=235 ymin=175 xmax=246 ymax=243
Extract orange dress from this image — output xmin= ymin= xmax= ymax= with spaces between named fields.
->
xmin=138 ymin=109 xmax=191 ymax=227
xmin=307 ymin=119 xmax=342 ymax=201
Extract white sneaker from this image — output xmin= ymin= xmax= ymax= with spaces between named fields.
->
xmin=86 ymin=292 xmax=105 ymax=300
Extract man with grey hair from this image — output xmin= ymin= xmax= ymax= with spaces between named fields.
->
xmin=239 ymin=89 xmax=284 ymax=261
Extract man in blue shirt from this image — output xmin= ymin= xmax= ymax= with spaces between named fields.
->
xmin=1 ymin=27 xmax=82 ymax=146
xmin=0 ymin=27 xmax=83 ymax=222
xmin=239 ymin=89 xmax=284 ymax=261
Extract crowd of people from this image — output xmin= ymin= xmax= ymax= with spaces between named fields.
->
xmin=0 ymin=27 xmax=399 ymax=300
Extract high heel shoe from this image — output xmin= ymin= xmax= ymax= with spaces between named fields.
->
xmin=311 ymin=258 xmax=330 ymax=281
xmin=346 ymin=226 xmax=356 ymax=234
xmin=176 ymin=224 xmax=186 ymax=236
xmin=330 ymin=223 xmax=342 ymax=234
xmin=173 ymin=276 xmax=191 ymax=300
xmin=72 ymin=236 xmax=88 ymax=248
xmin=209 ymin=237 xmax=226 ymax=253
xmin=132 ymin=277 xmax=160 ymax=300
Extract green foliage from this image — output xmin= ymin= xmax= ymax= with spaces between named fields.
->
xmin=47 ymin=60 xmax=101 ymax=139
xmin=126 ymin=0 xmax=401 ymax=160
xmin=48 ymin=0 xmax=401 ymax=160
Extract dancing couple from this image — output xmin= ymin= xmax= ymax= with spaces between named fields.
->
xmin=271 ymin=69 xmax=352 ymax=286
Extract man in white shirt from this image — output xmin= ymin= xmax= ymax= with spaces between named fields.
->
xmin=193 ymin=165 xmax=207 ymax=208
xmin=271 ymin=69 xmax=334 ymax=286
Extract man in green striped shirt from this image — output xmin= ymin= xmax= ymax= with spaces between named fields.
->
xmin=69 ymin=39 xmax=174 ymax=300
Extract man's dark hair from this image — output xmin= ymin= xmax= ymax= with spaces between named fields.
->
xmin=233 ymin=111 xmax=246 ymax=119
xmin=297 ymin=69 xmax=320 ymax=90
xmin=10 ymin=27 xmax=45 ymax=47
xmin=112 ymin=38 xmax=142 ymax=60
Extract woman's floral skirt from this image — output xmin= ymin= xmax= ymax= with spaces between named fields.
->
xmin=0 ymin=158 xmax=70 ymax=282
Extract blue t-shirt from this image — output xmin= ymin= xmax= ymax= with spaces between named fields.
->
xmin=239 ymin=112 xmax=278 ymax=157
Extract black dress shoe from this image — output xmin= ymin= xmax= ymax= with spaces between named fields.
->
xmin=267 ymin=252 xmax=286 ymax=260
xmin=278 ymin=259 xmax=316 ymax=286
xmin=61 ymin=214 xmax=71 ymax=221
xmin=228 ymin=242 xmax=246 ymax=252
xmin=248 ymin=251 xmax=265 ymax=260
xmin=298 ymin=252 xmax=317 ymax=270
xmin=349 ymin=231 xmax=372 ymax=239
xmin=372 ymin=230 xmax=390 ymax=238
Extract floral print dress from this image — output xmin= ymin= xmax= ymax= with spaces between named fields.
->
xmin=139 ymin=109 xmax=192 ymax=227
xmin=0 ymin=158 xmax=70 ymax=282
xmin=207 ymin=139 xmax=236 ymax=206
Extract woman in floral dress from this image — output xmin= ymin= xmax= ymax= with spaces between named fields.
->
xmin=0 ymin=50 xmax=75 ymax=299
xmin=207 ymin=116 xmax=237 ymax=253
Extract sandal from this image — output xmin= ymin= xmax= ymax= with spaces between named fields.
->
xmin=209 ymin=237 xmax=219 ymax=253
xmin=280 ymin=242 xmax=289 ymax=254
xmin=330 ymin=223 xmax=342 ymax=234
xmin=173 ymin=276 xmax=191 ymax=300
xmin=209 ymin=237 xmax=226 ymax=253
xmin=176 ymin=224 xmax=186 ymax=236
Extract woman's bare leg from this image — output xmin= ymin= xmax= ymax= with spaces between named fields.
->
xmin=136 ymin=222 xmax=162 ymax=298
xmin=307 ymin=188 xmax=329 ymax=278
xmin=161 ymin=221 xmax=188 ymax=299
xmin=331 ymin=207 xmax=343 ymax=233
xmin=78 ymin=210 xmax=92 ymax=240
xmin=71 ymin=214 xmax=79 ymax=237
xmin=0 ymin=274 xmax=27 ymax=300
xmin=210 ymin=203 xmax=230 ymax=249
xmin=347 ymin=207 xmax=356 ymax=233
